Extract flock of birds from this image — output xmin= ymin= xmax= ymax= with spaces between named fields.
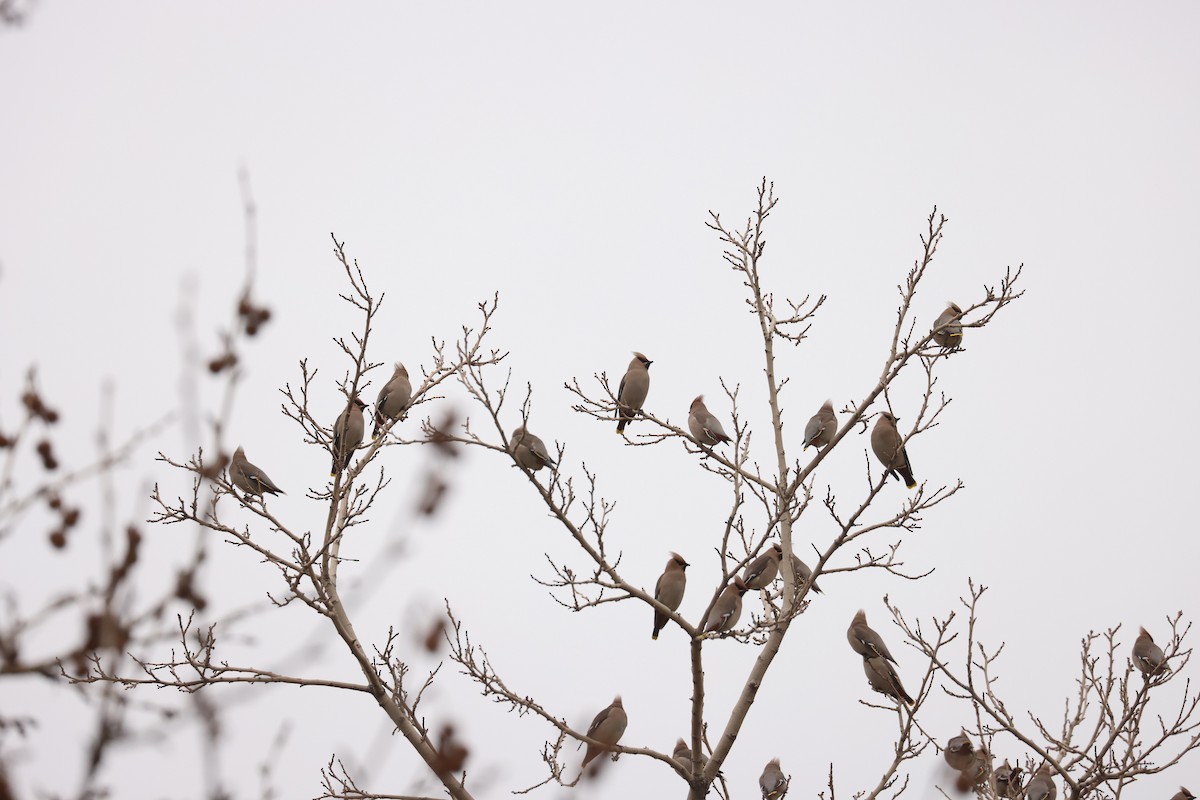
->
xmin=211 ymin=306 xmax=1190 ymax=797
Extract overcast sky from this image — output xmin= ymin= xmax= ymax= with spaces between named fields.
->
xmin=2 ymin=2 xmax=1199 ymax=798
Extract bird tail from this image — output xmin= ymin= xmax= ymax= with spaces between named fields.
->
xmin=900 ymin=467 xmax=917 ymax=490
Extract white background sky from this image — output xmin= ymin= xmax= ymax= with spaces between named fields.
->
xmin=2 ymin=2 xmax=1199 ymax=798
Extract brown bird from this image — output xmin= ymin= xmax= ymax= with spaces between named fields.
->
xmin=703 ymin=577 xmax=749 ymax=636
xmin=331 ymin=396 xmax=367 ymax=475
xmin=847 ymin=609 xmax=898 ymax=664
xmin=1024 ymin=763 xmax=1057 ymax=800
xmin=688 ymin=395 xmax=731 ymax=446
xmin=943 ymin=730 xmax=975 ymax=772
xmin=372 ymin=362 xmax=412 ymax=438
xmin=615 ymin=352 xmax=652 ymax=434
xmin=672 ymin=738 xmax=707 ymax=774
xmin=581 ymin=696 xmax=627 ymax=769
xmin=786 ymin=553 xmax=823 ymax=594
xmin=803 ymin=400 xmax=837 ymax=450
xmin=759 ymin=757 xmax=787 ymax=799
xmin=992 ymin=760 xmax=1023 ymax=798
xmin=652 ymin=553 xmax=689 ymax=640
xmin=229 ymin=446 xmax=284 ymax=499
xmin=743 ymin=544 xmax=782 ymax=590
xmin=862 ymin=654 xmax=914 ymax=706
xmin=509 ymin=426 xmax=556 ymax=471
xmin=932 ymin=302 xmax=964 ymax=349
xmin=871 ymin=411 xmax=916 ymax=489
xmin=956 ymin=747 xmax=992 ymax=790
xmin=1133 ymin=627 xmax=1168 ymax=676
xmin=1169 ymin=789 xmax=1196 ymax=800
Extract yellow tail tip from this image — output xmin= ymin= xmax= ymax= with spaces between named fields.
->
xmin=906 ymin=481 xmax=917 ymax=489
xmin=651 ymin=632 xmax=659 ymax=641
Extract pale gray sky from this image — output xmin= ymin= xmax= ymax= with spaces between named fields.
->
xmin=2 ymin=2 xmax=1198 ymax=798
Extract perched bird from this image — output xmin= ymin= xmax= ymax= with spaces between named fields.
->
xmin=803 ymin=401 xmax=837 ymax=450
xmin=672 ymin=738 xmax=707 ymax=774
xmin=1024 ymin=763 xmax=1057 ymax=800
xmin=992 ymin=760 xmax=1023 ymax=798
xmin=759 ymin=757 xmax=787 ymax=799
xmin=229 ymin=446 xmax=284 ymax=499
xmin=703 ymin=577 xmax=749 ymax=636
xmin=373 ymin=362 xmax=412 ymax=438
xmin=743 ymin=544 xmax=782 ymax=590
xmin=862 ymin=654 xmax=914 ymax=706
xmin=1169 ymin=789 xmax=1196 ymax=800
xmin=652 ymin=553 xmax=689 ymax=640
xmin=943 ymin=730 xmax=975 ymax=772
xmin=688 ymin=395 xmax=731 ymax=446
xmin=847 ymin=609 xmax=898 ymax=664
xmin=932 ymin=302 xmax=964 ymax=349
xmin=615 ymin=352 xmax=652 ymax=434
xmin=509 ymin=426 xmax=556 ymax=472
xmin=331 ymin=396 xmax=367 ymax=476
xmin=871 ymin=411 xmax=916 ymax=489
xmin=1133 ymin=627 xmax=1168 ymax=676
xmin=956 ymin=747 xmax=992 ymax=790
xmin=786 ymin=553 xmax=823 ymax=594
xmin=581 ymin=696 xmax=627 ymax=769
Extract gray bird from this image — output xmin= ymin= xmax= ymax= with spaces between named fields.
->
xmin=943 ymin=730 xmax=975 ymax=772
xmin=803 ymin=400 xmax=837 ymax=450
xmin=759 ymin=757 xmax=787 ymax=799
xmin=1025 ymin=763 xmax=1057 ymax=800
xmin=1133 ymin=627 xmax=1167 ymax=676
xmin=992 ymin=760 xmax=1023 ymax=799
xmin=672 ymin=738 xmax=707 ymax=774
xmin=932 ymin=302 xmax=964 ymax=349
xmin=786 ymin=553 xmax=823 ymax=594
xmin=688 ymin=395 xmax=731 ymax=446
xmin=871 ymin=411 xmax=916 ymax=489
xmin=862 ymin=654 xmax=914 ymax=706
xmin=581 ymin=696 xmax=627 ymax=769
xmin=331 ymin=396 xmax=367 ymax=476
xmin=615 ymin=352 xmax=652 ymax=435
xmin=652 ymin=553 xmax=689 ymax=640
xmin=703 ymin=577 xmax=749 ymax=636
xmin=229 ymin=446 xmax=284 ymax=499
xmin=509 ymin=426 xmax=556 ymax=472
xmin=373 ymin=362 xmax=412 ymax=438
xmin=956 ymin=747 xmax=991 ymax=790
xmin=1169 ymin=789 xmax=1196 ymax=800
xmin=743 ymin=544 xmax=782 ymax=590
xmin=848 ymin=609 xmax=898 ymax=664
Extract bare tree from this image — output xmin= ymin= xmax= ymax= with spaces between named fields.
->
xmin=47 ymin=178 xmax=1196 ymax=800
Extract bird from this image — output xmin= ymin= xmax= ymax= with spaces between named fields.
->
xmin=331 ymin=396 xmax=367 ymax=476
xmin=703 ymin=578 xmax=749 ymax=636
xmin=943 ymin=730 xmax=975 ymax=772
xmin=847 ymin=609 xmax=898 ymax=664
xmin=871 ymin=411 xmax=916 ymax=489
xmin=581 ymin=696 xmax=627 ymax=769
xmin=1169 ymin=788 xmax=1196 ymax=800
xmin=931 ymin=302 xmax=964 ymax=349
xmin=992 ymin=760 xmax=1023 ymax=798
xmin=672 ymin=738 xmax=707 ymax=774
xmin=1133 ymin=627 xmax=1168 ymax=676
xmin=956 ymin=747 xmax=992 ymax=790
xmin=373 ymin=362 xmax=412 ymax=438
xmin=615 ymin=352 xmax=652 ymax=434
xmin=688 ymin=395 xmax=731 ymax=446
xmin=743 ymin=544 xmax=782 ymax=590
xmin=862 ymin=654 xmax=914 ymax=706
xmin=509 ymin=426 xmax=556 ymax=472
xmin=652 ymin=553 xmax=689 ymax=640
xmin=786 ymin=553 xmax=822 ymax=594
xmin=229 ymin=446 xmax=284 ymax=500
xmin=803 ymin=400 xmax=837 ymax=450
xmin=1024 ymin=763 xmax=1057 ymax=800
xmin=759 ymin=757 xmax=787 ymax=799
